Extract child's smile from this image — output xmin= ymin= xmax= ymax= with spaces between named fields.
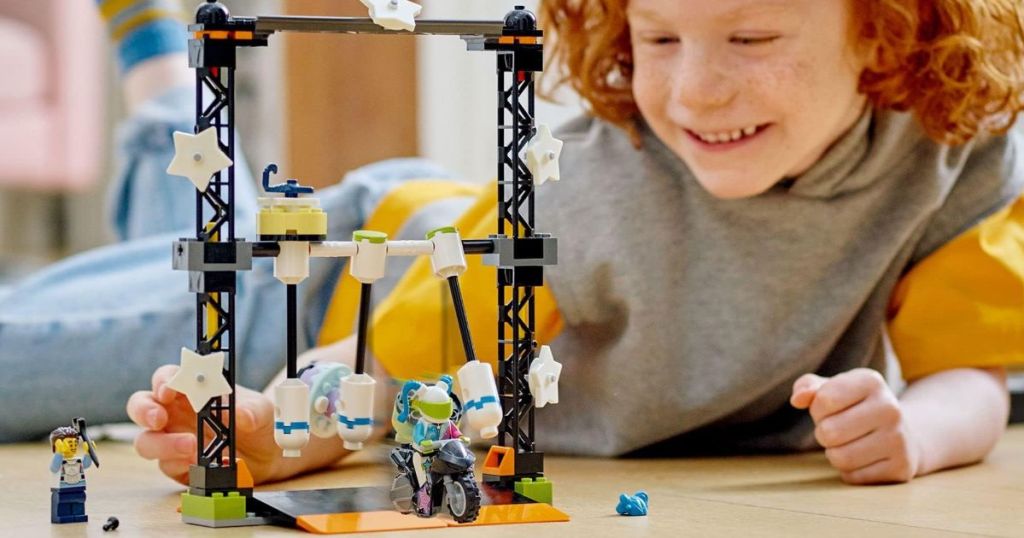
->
xmin=682 ymin=122 xmax=772 ymax=152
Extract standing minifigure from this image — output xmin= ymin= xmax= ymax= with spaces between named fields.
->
xmin=49 ymin=418 xmax=99 ymax=524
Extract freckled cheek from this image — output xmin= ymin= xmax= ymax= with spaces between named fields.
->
xmin=631 ymin=68 xmax=672 ymax=121
xmin=745 ymin=61 xmax=816 ymax=126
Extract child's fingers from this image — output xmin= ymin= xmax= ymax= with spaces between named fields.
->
xmin=814 ymin=395 xmax=893 ymax=448
xmin=839 ymin=457 xmax=904 ymax=485
xmin=151 ymin=364 xmax=181 ymax=404
xmin=808 ymin=369 xmax=883 ymax=422
xmin=126 ymin=390 xmax=167 ymax=430
xmin=134 ymin=430 xmax=196 ymax=462
xmin=823 ymin=429 xmax=891 ymax=472
xmin=237 ymin=386 xmax=275 ymax=433
xmin=159 ymin=459 xmax=193 ymax=485
xmin=790 ymin=374 xmax=827 ymax=409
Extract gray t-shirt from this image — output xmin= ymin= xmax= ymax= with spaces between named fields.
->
xmin=534 ymin=109 xmax=1024 ymax=456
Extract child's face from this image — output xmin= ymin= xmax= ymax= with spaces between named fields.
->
xmin=628 ymin=0 xmax=868 ymax=198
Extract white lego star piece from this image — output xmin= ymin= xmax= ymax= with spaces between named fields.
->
xmin=167 ymin=348 xmax=233 ymax=412
xmin=524 ymin=124 xmax=563 ymax=185
xmin=359 ymin=0 xmax=421 ymax=32
xmin=528 ymin=345 xmax=562 ymax=408
xmin=166 ymin=128 xmax=233 ymax=192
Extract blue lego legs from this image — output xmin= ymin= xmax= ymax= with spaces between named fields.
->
xmin=51 ymin=486 xmax=88 ymax=524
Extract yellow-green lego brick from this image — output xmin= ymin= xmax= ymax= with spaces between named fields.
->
xmin=354 ymin=230 xmax=388 ymax=243
xmin=181 ymin=491 xmax=247 ymax=520
xmin=425 ymin=225 xmax=457 ymax=239
xmin=514 ymin=477 xmax=553 ymax=504
xmin=257 ymin=206 xmax=327 ymax=236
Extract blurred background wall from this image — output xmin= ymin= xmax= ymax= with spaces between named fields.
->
xmin=0 ymin=0 xmax=580 ymax=283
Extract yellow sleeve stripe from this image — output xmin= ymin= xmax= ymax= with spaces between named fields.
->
xmin=888 ymin=195 xmax=1024 ymax=380
xmin=366 ymin=182 xmax=563 ymax=381
xmin=317 ymin=180 xmax=486 ymax=347
xmin=111 ymin=8 xmax=182 ymax=40
xmin=99 ymin=0 xmax=141 ymax=21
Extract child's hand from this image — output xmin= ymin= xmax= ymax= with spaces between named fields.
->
xmin=126 ymin=364 xmax=281 ymax=485
xmin=790 ymin=368 xmax=922 ymax=485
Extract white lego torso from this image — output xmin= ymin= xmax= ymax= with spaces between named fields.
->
xmin=58 ymin=458 xmax=84 ymax=486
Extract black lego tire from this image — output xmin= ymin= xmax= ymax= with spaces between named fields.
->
xmin=447 ymin=474 xmax=481 ymax=524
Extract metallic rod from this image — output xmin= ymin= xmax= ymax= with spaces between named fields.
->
xmin=287 ymin=284 xmax=297 ymax=378
xmin=354 ymin=283 xmax=372 ymax=375
xmin=462 ymin=239 xmax=496 ymax=254
xmin=447 ymin=276 xmax=478 ymax=363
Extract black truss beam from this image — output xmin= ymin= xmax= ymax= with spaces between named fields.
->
xmin=190 ymin=52 xmax=238 ymax=490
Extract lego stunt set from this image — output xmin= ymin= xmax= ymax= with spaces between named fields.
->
xmin=158 ymin=0 xmax=567 ymax=533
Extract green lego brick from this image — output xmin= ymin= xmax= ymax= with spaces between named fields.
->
xmin=426 ymin=226 xmax=457 ymax=239
xmin=354 ymin=230 xmax=387 ymax=243
xmin=514 ymin=477 xmax=553 ymax=504
xmin=181 ymin=491 xmax=247 ymax=520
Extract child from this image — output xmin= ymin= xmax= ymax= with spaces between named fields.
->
xmin=130 ymin=0 xmax=1024 ymax=486
xmin=11 ymin=0 xmax=1024 ymax=487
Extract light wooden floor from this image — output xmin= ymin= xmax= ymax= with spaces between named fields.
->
xmin=4 ymin=426 xmax=1023 ymax=536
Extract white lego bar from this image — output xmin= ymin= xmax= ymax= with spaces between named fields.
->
xmin=273 ymin=378 xmax=311 ymax=457
xmin=336 ymin=373 xmax=376 ymax=450
xmin=386 ymin=240 xmax=434 ymax=257
xmin=457 ymin=360 xmax=501 ymax=439
xmin=309 ymin=241 xmax=357 ymax=258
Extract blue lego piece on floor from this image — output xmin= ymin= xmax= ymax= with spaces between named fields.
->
xmin=615 ymin=490 xmax=649 ymax=516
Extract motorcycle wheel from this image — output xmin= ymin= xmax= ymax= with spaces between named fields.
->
xmin=447 ymin=474 xmax=481 ymax=523
xmin=390 ymin=473 xmax=415 ymax=514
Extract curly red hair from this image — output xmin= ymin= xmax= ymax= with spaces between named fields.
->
xmin=539 ymin=0 xmax=1024 ymax=145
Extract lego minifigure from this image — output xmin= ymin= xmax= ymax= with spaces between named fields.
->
xmin=389 ymin=376 xmax=481 ymax=523
xmin=49 ymin=418 xmax=100 ymax=524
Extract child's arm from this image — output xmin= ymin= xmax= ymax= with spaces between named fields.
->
xmin=790 ymin=367 xmax=1008 ymax=484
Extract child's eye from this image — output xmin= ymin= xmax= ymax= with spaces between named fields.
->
xmin=730 ymin=36 xmax=779 ymax=46
xmin=643 ymin=35 xmax=679 ymax=46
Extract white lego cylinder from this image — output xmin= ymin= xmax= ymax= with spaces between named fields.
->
xmin=457 ymin=360 xmax=501 ymax=439
xmin=349 ymin=231 xmax=388 ymax=283
xmin=274 ymin=241 xmax=310 ymax=285
xmin=273 ymin=379 xmax=311 ymax=457
xmin=336 ymin=373 xmax=376 ymax=450
xmin=428 ymin=227 xmax=466 ymax=279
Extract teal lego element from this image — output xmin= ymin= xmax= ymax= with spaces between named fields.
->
xmin=514 ymin=477 xmax=553 ymax=504
xmin=616 ymin=491 xmax=649 ymax=516
xmin=180 ymin=491 xmax=247 ymax=521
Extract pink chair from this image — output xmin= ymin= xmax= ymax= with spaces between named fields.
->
xmin=0 ymin=0 xmax=105 ymax=191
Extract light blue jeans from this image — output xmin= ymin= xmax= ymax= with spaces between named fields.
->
xmin=0 ymin=87 xmax=457 ymax=441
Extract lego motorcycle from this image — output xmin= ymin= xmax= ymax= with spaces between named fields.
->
xmin=388 ymin=437 xmax=481 ymax=523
